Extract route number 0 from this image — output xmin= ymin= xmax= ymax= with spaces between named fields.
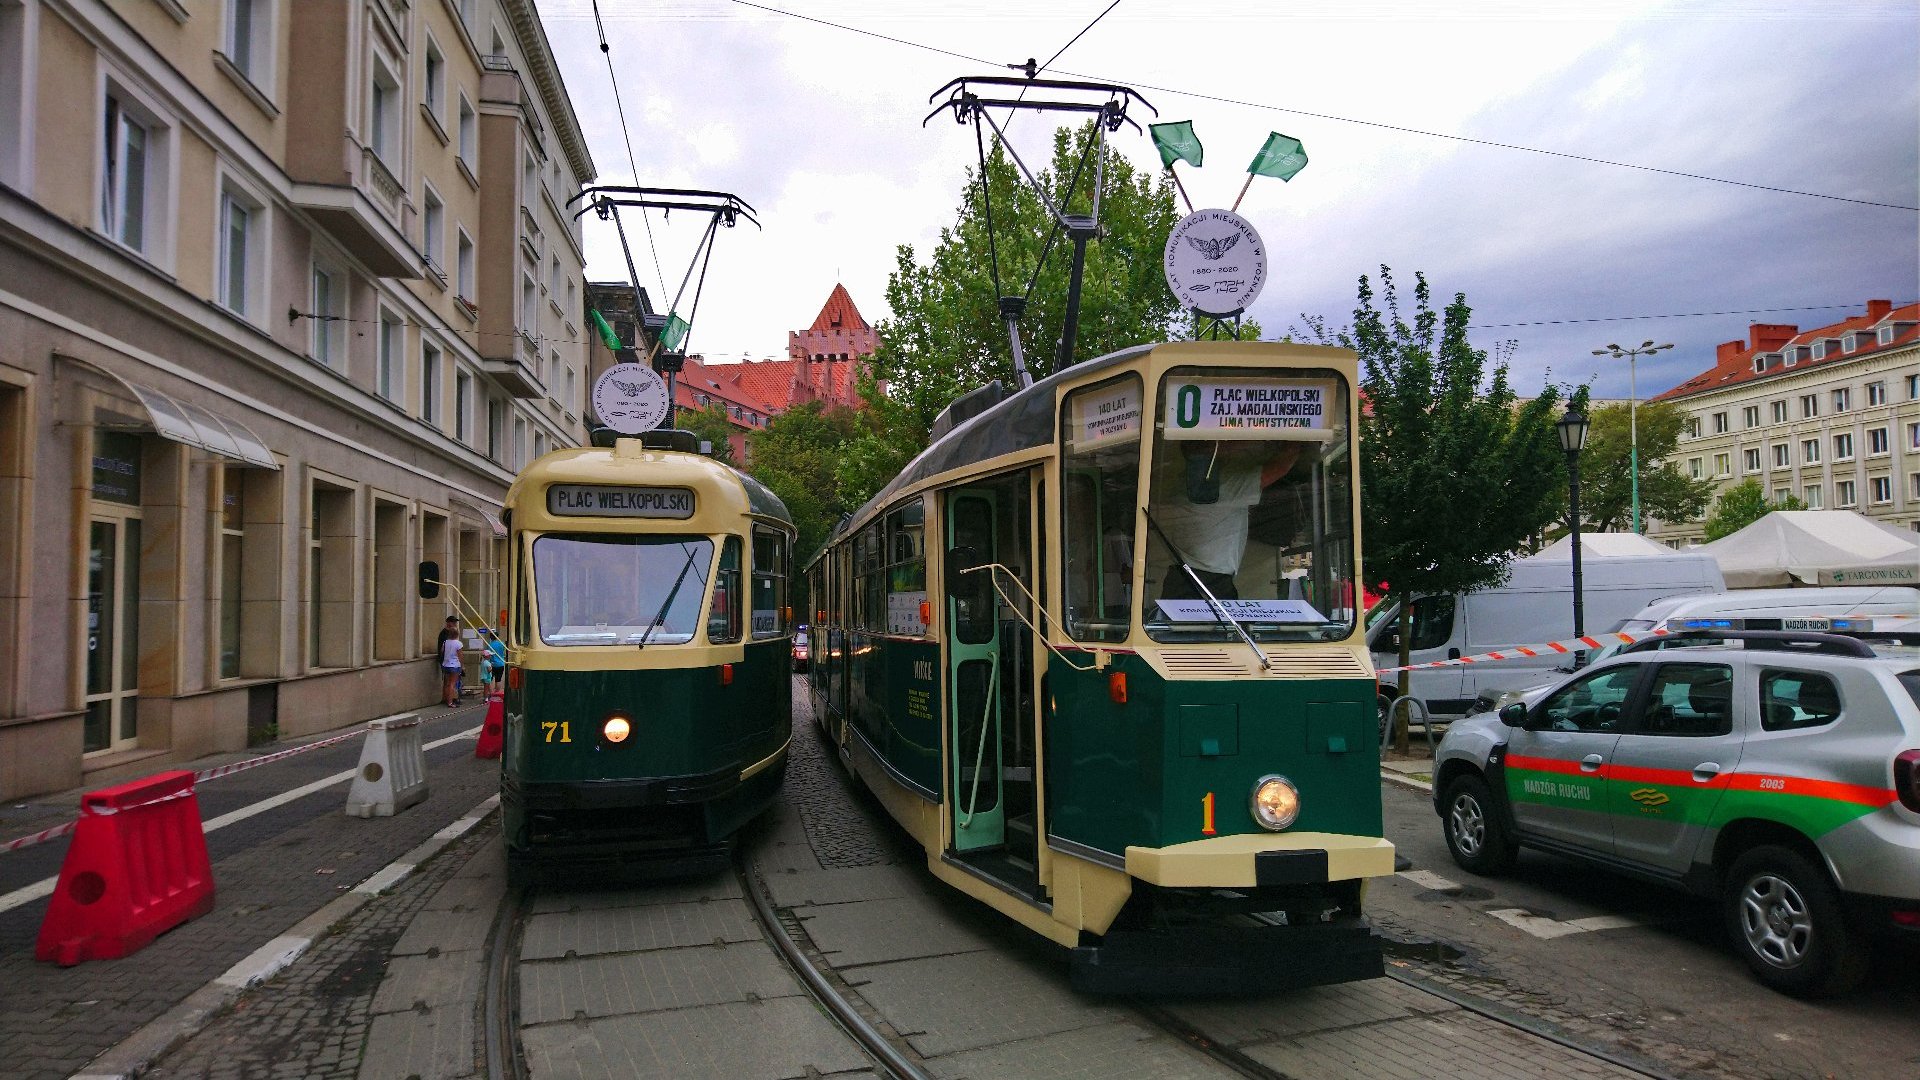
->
xmin=1175 ymin=384 xmax=1201 ymax=428
xmin=541 ymin=721 xmax=571 ymax=743
xmin=1201 ymin=791 xmax=1217 ymax=836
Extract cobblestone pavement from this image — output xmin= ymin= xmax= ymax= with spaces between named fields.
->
xmin=783 ymin=684 xmax=915 ymax=869
xmin=144 ymin=822 xmax=494 ymax=1080
xmin=0 ymin=701 xmax=493 ymax=1080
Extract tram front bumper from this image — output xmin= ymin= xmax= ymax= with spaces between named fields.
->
xmin=1124 ymin=832 xmax=1396 ymax=889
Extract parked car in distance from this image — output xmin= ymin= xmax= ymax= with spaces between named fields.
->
xmin=1433 ymin=630 xmax=1920 ymax=997
xmin=791 ymin=626 xmax=809 ymax=673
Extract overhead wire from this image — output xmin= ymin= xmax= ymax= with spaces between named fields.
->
xmin=589 ymin=0 xmax=668 ymax=300
xmin=712 ymin=0 xmax=1914 ymax=213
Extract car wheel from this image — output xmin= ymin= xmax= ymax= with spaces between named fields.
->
xmin=1441 ymin=775 xmax=1516 ymax=875
xmin=1723 ymin=845 xmax=1869 ymax=997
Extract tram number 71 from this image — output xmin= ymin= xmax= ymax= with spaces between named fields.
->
xmin=541 ymin=721 xmax=571 ymax=743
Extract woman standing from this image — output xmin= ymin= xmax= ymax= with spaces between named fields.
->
xmin=438 ymin=618 xmax=464 ymax=707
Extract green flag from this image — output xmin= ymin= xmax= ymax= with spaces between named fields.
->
xmin=1149 ymin=121 xmax=1204 ymax=169
xmin=658 ymin=313 xmax=689 ymax=353
xmin=1247 ymin=132 xmax=1308 ymax=181
xmin=588 ymin=308 xmax=622 ymax=351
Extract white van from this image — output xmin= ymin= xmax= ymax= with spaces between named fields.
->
xmin=1368 ymin=550 xmax=1724 ymax=720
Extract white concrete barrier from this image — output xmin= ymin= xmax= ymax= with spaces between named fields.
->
xmin=344 ymin=712 xmax=428 ymax=818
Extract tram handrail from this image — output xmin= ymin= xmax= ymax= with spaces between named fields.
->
xmin=962 ymin=563 xmax=1098 ymax=672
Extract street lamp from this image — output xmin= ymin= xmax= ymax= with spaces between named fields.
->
xmin=1592 ymin=340 xmax=1674 ymax=534
xmin=1557 ymin=408 xmax=1591 ymax=660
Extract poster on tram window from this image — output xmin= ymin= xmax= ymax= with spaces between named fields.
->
xmin=1162 ymin=378 xmax=1335 ymax=440
xmin=887 ymin=590 xmax=928 ymax=635
xmin=1155 ymin=598 xmax=1328 ymax=624
xmin=1073 ymin=381 xmax=1141 ymax=451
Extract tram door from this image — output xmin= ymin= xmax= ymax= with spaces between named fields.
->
xmin=944 ymin=472 xmax=1039 ymax=886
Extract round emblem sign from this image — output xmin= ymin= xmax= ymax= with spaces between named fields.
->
xmin=1163 ymin=209 xmax=1267 ymax=316
xmin=591 ymin=363 xmax=669 ymax=435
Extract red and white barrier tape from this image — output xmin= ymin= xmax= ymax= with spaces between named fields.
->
xmin=1376 ymin=627 xmax=1672 ymax=674
xmin=0 ymin=727 xmax=370 ymax=855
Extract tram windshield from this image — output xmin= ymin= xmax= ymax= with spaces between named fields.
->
xmin=531 ymin=533 xmax=713 ymax=646
xmin=1141 ymin=367 xmax=1357 ymax=644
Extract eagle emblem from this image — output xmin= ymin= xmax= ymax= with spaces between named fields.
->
xmin=610 ymin=377 xmax=646 ymax=397
xmin=1185 ymin=233 xmax=1239 ymax=261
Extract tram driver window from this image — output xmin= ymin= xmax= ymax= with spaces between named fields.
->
xmin=531 ymin=534 xmax=712 ymax=646
xmin=710 ymin=537 xmax=743 ymax=643
xmin=1060 ymin=375 xmax=1142 ymax=643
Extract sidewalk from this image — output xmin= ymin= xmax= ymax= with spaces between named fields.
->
xmin=0 ymin=697 xmax=495 ymax=1080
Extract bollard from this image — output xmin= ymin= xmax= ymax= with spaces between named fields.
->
xmin=36 ymin=770 xmax=215 ymax=966
xmin=474 ymin=694 xmax=504 ymax=760
xmin=345 ymin=712 xmax=429 ymax=818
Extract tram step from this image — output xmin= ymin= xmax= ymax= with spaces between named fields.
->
xmin=1005 ymin=814 xmax=1036 ymax=841
xmin=1003 ymin=766 xmax=1033 ymax=782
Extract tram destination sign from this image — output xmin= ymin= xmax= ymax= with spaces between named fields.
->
xmin=547 ymin=484 xmax=695 ymax=519
xmin=1164 ymin=377 xmax=1335 ymax=440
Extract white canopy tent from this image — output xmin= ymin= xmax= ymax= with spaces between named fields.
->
xmin=1532 ymin=532 xmax=1674 ymax=559
xmin=1698 ymin=510 xmax=1920 ymax=588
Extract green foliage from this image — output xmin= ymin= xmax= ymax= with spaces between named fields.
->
xmin=1572 ymin=401 xmax=1714 ymax=533
xmin=747 ymin=401 xmax=869 ymax=569
xmin=1703 ymin=479 xmax=1805 ymax=541
xmin=853 ymin=123 xmax=1184 ymax=497
xmin=676 ymin=403 xmax=736 ymax=465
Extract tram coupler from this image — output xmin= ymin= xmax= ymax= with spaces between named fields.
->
xmin=1069 ymin=920 xmax=1383 ymax=996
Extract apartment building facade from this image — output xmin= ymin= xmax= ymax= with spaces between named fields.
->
xmin=1647 ymin=299 xmax=1920 ymax=546
xmin=0 ymin=0 xmax=595 ymax=798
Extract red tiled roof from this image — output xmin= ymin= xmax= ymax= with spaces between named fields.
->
xmin=1649 ymin=299 xmax=1919 ymax=403
xmin=809 ymin=283 xmax=868 ymax=333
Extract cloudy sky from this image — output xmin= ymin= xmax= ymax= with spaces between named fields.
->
xmin=540 ymin=0 xmax=1917 ymax=399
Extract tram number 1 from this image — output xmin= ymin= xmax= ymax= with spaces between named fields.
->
xmin=541 ymin=721 xmax=571 ymax=743
xmin=1201 ymin=791 xmax=1217 ymax=836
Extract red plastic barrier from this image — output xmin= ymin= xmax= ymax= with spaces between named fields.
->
xmin=475 ymin=695 xmax=504 ymax=760
xmin=36 ymin=770 xmax=214 ymax=966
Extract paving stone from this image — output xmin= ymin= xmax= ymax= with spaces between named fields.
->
xmin=519 ymin=899 xmax=759 ymax=960
xmin=520 ymin=997 xmax=871 ymax=1080
xmin=795 ymin=892 xmax=993 ymax=968
xmin=930 ymin=1019 xmax=1230 ymax=1080
xmin=1243 ymin=1009 xmax=1642 ymax=1079
xmin=763 ymin=863 xmax=921 ymax=908
xmin=420 ymin=871 xmax=506 ymax=914
xmin=519 ymin=939 xmax=799 ymax=1024
xmin=369 ymin=950 xmax=486 ymax=1015
xmin=847 ymin=949 xmax=1124 ymax=1058
xmin=529 ymin=870 xmax=743 ymax=915
xmin=357 ymin=1006 xmax=478 ymax=1080
xmin=1164 ymin=974 xmax=1456 ymax=1046
xmin=390 ymin=904 xmax=495 ymax=956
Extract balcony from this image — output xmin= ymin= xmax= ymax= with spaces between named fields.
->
xmin=290 ymin=145 xmax=418 ymax=278
xmin=483 ymin=332 xmax=545 ymax=398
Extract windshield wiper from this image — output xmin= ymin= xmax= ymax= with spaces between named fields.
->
xmin=638 ymin=543 xmax=702 ymax=648
xmin=1142 ymin=509 xmax=1272 ymax=671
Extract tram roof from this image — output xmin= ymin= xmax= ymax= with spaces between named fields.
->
xmin=511 ymin=443 xmax=792 ymax=526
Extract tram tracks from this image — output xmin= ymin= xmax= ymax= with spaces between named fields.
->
xmin=483 ymin=881 xmax=531 ymax=1080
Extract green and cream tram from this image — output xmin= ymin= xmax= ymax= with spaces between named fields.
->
xmin=499 ymin=431 xmax=795 ymax=870
xmin=804 ymin=340 xmax=1394 ymax=992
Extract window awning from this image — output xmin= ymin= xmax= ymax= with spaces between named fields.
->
xmin=451 ymin=496 xmax=507 ymax=538
xmin=108 ymin=378 xmax=279 ymax=469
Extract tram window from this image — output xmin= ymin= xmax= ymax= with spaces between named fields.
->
xmin=1059 ymin=375 xmax=1143 ymax=643
xmin=531 ymin=534 xmax=712 ymax=646
xmin=711 ymin=536 xmax=744 ymax=643
xmin=751 ymin=526 xmax=787 ymax=639
xmin=1143 ymin=366 xmax=1357 ymax=644
xmin=884 ymin=501 xmax=928 ymax=636
xmin=949 ymin=496 xmax=996 ymax=646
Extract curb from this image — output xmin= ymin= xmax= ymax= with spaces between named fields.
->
xmin=1381 ymin=768 xmax=1434 ymax=793
xmin=71 ymin=793 xmax=501 ymax=1080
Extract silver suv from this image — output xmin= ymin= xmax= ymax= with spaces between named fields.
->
xmin=1432 ymin=631 xmax=1920 ymax=996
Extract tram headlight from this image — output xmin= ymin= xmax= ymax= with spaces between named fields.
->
xmin=601 ymin=714 xmax=632 ymax=745
xmin=1250 ymin=775 xmax=1300 ymax=831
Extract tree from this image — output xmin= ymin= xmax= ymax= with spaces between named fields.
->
xmin=1570 ymin=401 xmax=1714 ymax=533
xmin=850 ymin=123 xmax=1185 ymax=500
xmin=676 ymin=403 xmax=736 ymax=465
xmin=1306 ymin=268 xmax=1575 ymax=749
xmin=747 ymin=401 xmax=869 ymax=578
xmin=1703 ymin=479 xmax=1805 ymax=541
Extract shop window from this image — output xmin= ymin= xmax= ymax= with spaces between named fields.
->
xmin=309 ymin=481 xmax=355 ymax=669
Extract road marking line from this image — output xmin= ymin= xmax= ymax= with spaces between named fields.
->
xmin=1397 ymin=869 xmax=1464 ymax=891
xmin=0 ymin=723 xmax=481 ymax=916
xmin=1487 ymin=907 xmax=1642 ymax=939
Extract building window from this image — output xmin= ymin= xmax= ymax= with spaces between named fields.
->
xmin=1714 ymin=453 xmax=1730 ymax=477
xmin=1712 ymin=411 xmax=1729 ymax=434
xmin=1743 ymin=447 xmax=1761 ymax=473
xmin=1867 ymin=427 xmax=1889 ymax=456
xmin=377 ymin=310 xmax=402 ymax=400
xmin=533 ymin=432 xmax=548 ymax=460
xmin=522 ymin=151 xmax=537 ymax=206
xmin=512 ymin=416 xmax=527 ymax=469
xmin=1771 ymin=487 xmax=1791 ymax=505
xmin=1688 ymin=458 xmax=1702 ymax=480
xmin=1832 ymin=387 xmax=1851 ymax=412
xmin=1835 ymin=480 xmax=1856 ymax=507
xmin=1803 ymin=485 xmax=1822 ymax=509
xmin=1812 ymin=341 xmax=1828 ymax=360
xmin=456 ymin=229 xmax=475 ymax=303
xmin=1910 ymin=473 xmax=1920 ymax=501
xmin=369 ymin=58 xmax=400 ymax=165
xmin=564 ymin=366 xmax=576 ymax=414
xmin=457 ymin=95 xmax=476 ymax=172
xmin=225 ymin=0 xmax=270 ymax=84
xmin=422 ymin=186 xmax=444 ymax=275
xmin=1800 ymin=394 xmax=1818 ymax=419
xmin=1907 ymin=373 xmax=1919 ymax=399
xmin=101 ymin=97 xmax=152 ymax=252
xmin=422 ymin=342 xmax=441 ymax=425
xmin=1869 ymin=476 xmax=1892 ymax=505
xmin=566 ymin=280 xmax=577 ymax=323
xmin=1832 ymin=432 xmax=1854 ymax=461
xmin=1866 ymin=381 xmax=1887 ymax=407
xmin=218 ymin=467 xmax=246 ymax=679
xmin=455 ymin=369 xmax=472 ymax=443
xmin=218 ymin=184 xmax=262 ymax=318
xmin=1769 ymin=400 xmax=1787 ymax=423
xmin=1801 ymin=438 xmax=1820 ymax=464
xmin=1741 ymin=405 xmax=1759 ymax=428
xmin=1909 ymin=422 xmax=1920 ymax=450
xmin=487 ymin=398 xmax=504 ymax=461
xmin=1771 ymin=444 xmax=1789 ymax=468
xmin=310 ymin=264 xmax=342 ymax=366
xmin=423 ymin=37 xmax=445 ymax=120
xmin=520 ymin=273 xmax=537 ymax=335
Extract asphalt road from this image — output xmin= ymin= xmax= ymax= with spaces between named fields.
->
xmin=1371 ymin=780 xmax=1920 ymax=1080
